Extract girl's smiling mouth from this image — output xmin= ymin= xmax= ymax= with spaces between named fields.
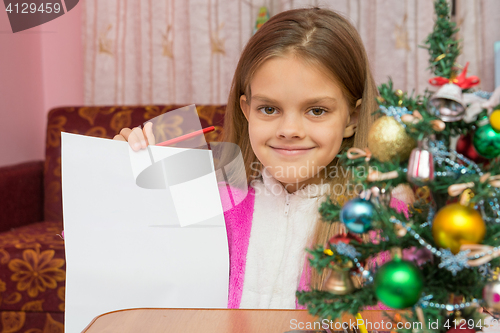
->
xmin=269 ymin=145 xmax=315 ymax=156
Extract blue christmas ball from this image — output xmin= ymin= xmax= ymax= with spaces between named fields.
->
xmin=340 ymin=198 xmax=375 ymax=233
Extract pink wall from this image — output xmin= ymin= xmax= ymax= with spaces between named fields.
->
xmin=0 ymin=3 xmax=83 ymax=167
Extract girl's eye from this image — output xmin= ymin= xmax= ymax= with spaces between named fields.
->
xmin=308 ymin=108 xmax=327 ymax=116
xmin=258 ymin=106 xmax=278 ymax=115
xmin=257 ymin=107 xmax=327 ymax=116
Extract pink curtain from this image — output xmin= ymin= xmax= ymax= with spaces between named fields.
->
xmin=83 ymin=0 xmax=500 ymax=105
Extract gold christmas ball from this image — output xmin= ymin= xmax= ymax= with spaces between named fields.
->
xmin=490 ymin=109 xmax=500 ymax=132
xmin=368 ymin=116 xmax=416 ymax=162
xmin=432 ymin=203 xmax=486 ymax=254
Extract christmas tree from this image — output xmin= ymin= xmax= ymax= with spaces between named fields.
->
xmin=297 ymin=1 xmax=500 ymax=332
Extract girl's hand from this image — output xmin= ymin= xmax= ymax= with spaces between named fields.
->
xmin=113 ymin=122 xmax=155 ymax=151
xmin=482 ymin=86 xmax=500 ymax=112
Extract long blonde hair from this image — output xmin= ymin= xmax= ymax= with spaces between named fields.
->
xmin=222 ymin=7 xmax=378 ymax=290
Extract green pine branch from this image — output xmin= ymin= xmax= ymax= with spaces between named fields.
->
xmin=296 ymin=287 xmax=379 ymax=321
xmin=421 ymin=0 xmax=461 ymax=78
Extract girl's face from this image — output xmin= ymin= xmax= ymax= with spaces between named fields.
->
xmin=240 ymin=54 xmax=358 ymax=193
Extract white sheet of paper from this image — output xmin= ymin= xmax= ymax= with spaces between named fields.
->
xmin=62 ymin=133 xmax=229 ymax=333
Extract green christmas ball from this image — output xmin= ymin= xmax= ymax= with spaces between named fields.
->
xmin=473 ymin=123 xmax=500 ymax=159
xmin=374 ymin=258 xmax=424 ymax=309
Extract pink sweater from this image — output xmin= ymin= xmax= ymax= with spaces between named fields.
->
xmin=222 ymin=184 xmax=412 ymax=310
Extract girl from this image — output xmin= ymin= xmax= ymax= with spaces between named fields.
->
xmin=115 ymin=7 xmax=383 ymax=310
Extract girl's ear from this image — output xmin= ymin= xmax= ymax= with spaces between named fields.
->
xmin=240 ymin=95 xmax=250 ymax=121
xmin=343 ymin=99 xmax=361 ymax=138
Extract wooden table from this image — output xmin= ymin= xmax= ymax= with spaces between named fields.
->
xmin=82 ymin=308 xmax=404 ymax=333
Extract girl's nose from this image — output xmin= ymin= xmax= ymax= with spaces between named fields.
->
xmin=276 ymin=112 xmax=305 ymax=139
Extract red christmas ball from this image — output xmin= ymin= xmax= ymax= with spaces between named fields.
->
xmin=456 ymin=133 xmax=489 ymax=165
xmin=328 ymin=232 xmax=363 ymax=245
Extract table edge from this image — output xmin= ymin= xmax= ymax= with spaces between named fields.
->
xmin=80 ymin=307 xmax=403 ymax=332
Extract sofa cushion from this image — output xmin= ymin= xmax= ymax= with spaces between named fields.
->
xmin=0 ymin=311 xmax=64 ymax=333
xmin=44 ymin=105 xmax=226 ymax=222
xmin=0 ymin=161 xmax=44 ymax=232
xmin=0 ymin=221 xmax=65 ymax=314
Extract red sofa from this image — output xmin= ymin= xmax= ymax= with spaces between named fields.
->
xmin=0 ymin=105 xmax=226 ymax=332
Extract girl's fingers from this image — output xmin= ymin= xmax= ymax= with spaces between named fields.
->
xmin=113 ymin=134 xmax=127 ymax=141
xmin=119 ymin=127 xmax=145 ymax=151
xmin=117 ymin=126 xmax=149 ymax=151
xmin=130 ymin=127 xmax=147 ymax=150
xmin=143 ymin=122 xmax=156 ymax=146
xmin=119 ymin=128 xmax=133 ymax=141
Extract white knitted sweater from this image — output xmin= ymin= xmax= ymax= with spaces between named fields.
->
xmin=239 ymin=168 xmax=330 ymax=309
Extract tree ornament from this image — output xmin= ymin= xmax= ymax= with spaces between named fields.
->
xmin=438 ymin=249 xmax=470 ymax=276
xmin=483 ymin=277 xmax=500 ymax=312
xmin=340 ymin=198 xmax=376 ymax=234
xmin=428 ymin=83 xmax=466 ymax=122
xmin=415 ymin=186 xmax=432 ymax=205
xmin=432 ymin=203 xmax=486 ymax=254
xmin=253 ymin=7 xmax=270 ymax=34
xmin=322 ymin=262 xmax=356 ymax=295
xmin=459 ymin=188 xmax=474 ymax=207
xmin=456 ymin=133 xmax=490 ymax=165
xmin=360 ymin=185 xmax=392 ymax=207
xmin=494 ymin=267 xmax=500 ymax=280
xmin=461 ymin=243 xmax=500 ymax=267
xmin=489 ymin=109 xmax=500 ymax=132
xmin=394 ymin=222 xmax=408 ymax=237
xmin=374 ymin=255 xmax=424 ymax=309
xmin=327 ymin=232 xmax=365 ymax=274
xmin=391 ymin=183 xmax=416 ymax=207
xmin=473 ymin=116 xmax=500 ymax=159
xmin=328 ymin=232 xmax=363 ymax=246
xmin=407 ymin=139 xmax=435 ymax=186
xmin=401 ymin=110 xmax=446 ymax=131
xmin=367 ymin=116 xmax=416 ymax=162
xmin=429 ymin=62 xmax=480 ymax=90
xmin=369 ymin=185 xmax=392 ymax=207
